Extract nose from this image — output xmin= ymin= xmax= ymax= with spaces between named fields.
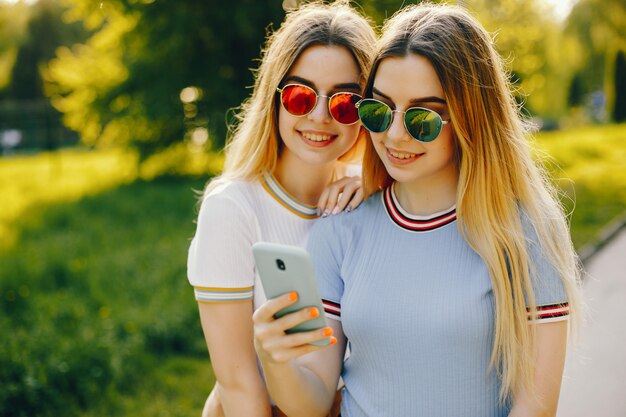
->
xmin=386 ymin=110 xmax=410 ymax=142
xmin=307 ymin=94 xmax=332 ymax=124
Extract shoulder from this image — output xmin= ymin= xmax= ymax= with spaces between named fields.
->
xmin=309 ymin=191 xmax=382 ymax=241
xmin=204 ymin=179 xmax=259 ymax=205
xmin=202 ymin=180 xmax=260 ymax=212
xmin=197 ymin=180 xmax=261 ymax=229
xmin=517 ymin=205 xmax=550 ymax=249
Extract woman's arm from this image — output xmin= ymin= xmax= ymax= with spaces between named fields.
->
xmin=508 ymin=320 xmax=568 ymax=417
xmin=253 ymin=293 xmax=346 ymax=417
xmin=199 ymin=301 xmax=272 ymax=417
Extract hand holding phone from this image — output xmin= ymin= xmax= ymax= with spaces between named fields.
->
xmin=252 ymin=242 xmax=330 ymax=346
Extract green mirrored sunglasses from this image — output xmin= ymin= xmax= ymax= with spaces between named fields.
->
xmin=356 ymin=98 xmax=450 ymax=143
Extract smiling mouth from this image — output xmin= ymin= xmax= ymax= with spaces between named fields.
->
xmin=388 ymin=149 xmax=418 ymax=159
xmin=301 ymin=131 xmax=334 ymax=142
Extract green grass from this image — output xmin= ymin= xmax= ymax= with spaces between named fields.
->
xmin=0 ymin=177 xmax=215 ymax=417
xmin=533 ymin=123 xmax=626 ymax=248
xmin=1 ymin=124 xmax=624 ymax=416
xmin=0 ymin=147 xmax=138 ymax=250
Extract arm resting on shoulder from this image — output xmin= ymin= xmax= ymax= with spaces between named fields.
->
xmin=508 ymin=320 xmax=568 ymax=417
xmin=199 ymin=301 xmax=272 ymax=417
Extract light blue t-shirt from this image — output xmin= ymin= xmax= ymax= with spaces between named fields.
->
xmin=307 ymin=185 xmax=568 ymax=417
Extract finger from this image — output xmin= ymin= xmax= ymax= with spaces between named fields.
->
xmin=280 ymin=326 xmax=335 ymax=348
xmin=252 ymin=291 xmax=298 ymax=324
xmin=265 ymin=337 xmax=337 ymax=363
xmin=335 ymin=181 xmax=361 ymax=212
xmin=317 ymin=187 xmax=330 ymax=216
xmin=346 ymin=186 xmax=364 ymax=211
xmin=273 ymin=305 xmax=323 ymax=334
xmin=323 ymin=185 xmax=343 ymax=217
xmin=263 ymin=325 xmax=334 ymax=353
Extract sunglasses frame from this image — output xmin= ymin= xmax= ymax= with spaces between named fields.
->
xmin=355 ymin=98 xmax=450 ymax=143
xmin=276 ymin=83 xmax=362 ymax=126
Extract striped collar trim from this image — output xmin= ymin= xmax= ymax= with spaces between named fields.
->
xmin=382 ymin=184 xmax=457 ymax=232
xmin=262 ymin=174 xmax=318 ymax=219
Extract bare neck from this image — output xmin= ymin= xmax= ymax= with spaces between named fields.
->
xmin=273 ymin=153 xmax=336 ymax=206
xmin=394 ymin=165 xmax=459 ymax=216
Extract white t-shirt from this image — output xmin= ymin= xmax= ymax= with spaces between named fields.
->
xmin=187 ymin=175 xmax=319 ymax=309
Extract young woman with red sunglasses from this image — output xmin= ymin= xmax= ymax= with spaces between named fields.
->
xmin=253 ymin=3 xmax=582 ymax=417
xmin=186 ymin=2 xmax=375 ymax=416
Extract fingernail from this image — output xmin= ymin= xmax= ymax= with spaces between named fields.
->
xmin=309 ymin=307 xmax=319 ymax=318
xmin=322 ymin=210 xmax=329 ymax=218
xmin=331 ymin=206 xmax=340 ymax=215
xmin=323 ymin=327 xmax=333 ymax=337
xmin=345 ymin=206 xmax=352 ymax=213
xmin=316 ymin=208 xmax=322 ymax=216
xmin=329 ymin=336 xmax=337 ymax=345
xmin=288 ymin=292 xmax=298 ymax=301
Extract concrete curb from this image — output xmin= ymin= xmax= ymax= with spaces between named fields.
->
xmin=578 ymin=212 xmax=626 ymax=266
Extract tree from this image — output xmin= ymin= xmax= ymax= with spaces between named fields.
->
xmin=568 ymin=73 xmax=585 ymax=108
xmin=566 ymin=0 xmax=626 ymax=119
xmin=0 ymin=2 xmax=30 ymax=91
xmin=45 ymin=0 xmax=285 ymax=157
xmin=613 ymin=50 xmax=626 ymax=122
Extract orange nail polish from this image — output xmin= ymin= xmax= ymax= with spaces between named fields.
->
xmin=323 ymin=327 xmax=333 ymax=337
xmin=329 ymin=336 xmax=337 ymax=345
xmin=288 ymin=292 xmax=298 ymax=301
xmin=309 ymin=307 xmax=319 ymax=318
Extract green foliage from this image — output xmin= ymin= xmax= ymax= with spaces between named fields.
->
xmin=3 ymin=0 xmax=86 ymax=100
xmin=565 ymin=0 xmax=626 ymax=117
xmin=45 ymin=0 xmax=285 ymax=157
xmin=0 ymin=2 xmax=30 ymax=89
xmin=534 ymin=123 xmax=626 ymax=247
xmin=568 ymin=72 xmax=585 ymax=107
xmin=0 ymin=177 xmax=213 ymax=417
xmin=613 ymin=50 xmax=626 ymax=122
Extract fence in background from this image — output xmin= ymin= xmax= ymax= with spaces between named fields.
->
xmin=0 ymin=99 xmax=79 ymax=155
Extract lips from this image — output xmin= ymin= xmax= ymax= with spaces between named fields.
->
xmin=299 ymin=131 xmax=337 ymax=147
xmin=385 ymin=147 xmax=423 ymax=164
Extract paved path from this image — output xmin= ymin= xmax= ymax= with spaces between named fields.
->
xmin=557 ymin=228 xmax=626 ymax=417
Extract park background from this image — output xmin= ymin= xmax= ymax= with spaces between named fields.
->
xmin=0 ymin=0 xmax=624 ymax=416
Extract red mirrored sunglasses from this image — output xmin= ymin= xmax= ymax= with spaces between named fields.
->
xmin=276 ymin=83 xmax=362 ymax=125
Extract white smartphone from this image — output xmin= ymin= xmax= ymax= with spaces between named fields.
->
xmin=252 ymin=241 xmax=330 ymax=346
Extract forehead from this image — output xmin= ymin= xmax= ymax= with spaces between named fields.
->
xmin=373 ymin=54 xmax=444 ymax=103
xmin=286 ymin=45 xmax=360 ymax=88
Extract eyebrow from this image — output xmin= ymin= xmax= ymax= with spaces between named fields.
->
xmin=372 ymin=87 xmax=447 ymax=105
xmin=283 ymin=75 xmax=361 ymax=92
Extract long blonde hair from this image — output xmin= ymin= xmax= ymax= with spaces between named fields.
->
xmin=363 ymin=3 xmax=582 ymax=402
xmin=205 ymin=1 xmax=375 ymax=195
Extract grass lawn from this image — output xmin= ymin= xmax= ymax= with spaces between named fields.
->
xmin=533 ymin=123 xmax=626 ymax=249
xmin=1 ymin=176 xmax=215 ymax=417
xmin=0 ymin=124 xmax=624 ymax=416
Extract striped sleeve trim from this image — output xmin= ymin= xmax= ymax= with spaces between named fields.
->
xmin=527 ymin=302 xmax=569 ymax=323
xmin=322 ymin=299 xmax=341 ymax=321
xmin=194 ymin=286 xmax=254 ymax=303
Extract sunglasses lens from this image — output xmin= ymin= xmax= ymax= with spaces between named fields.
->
xmin=405 ymin=108 xmax=443 ymax=142
xmin=329 ymin=93 xmax=361 ymax=124
xmin=358 ymin=100 xmax=392 ymax=133
xmin=281 ymin=84 xmax=316 ymax=116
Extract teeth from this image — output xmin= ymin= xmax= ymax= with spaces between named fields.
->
xmin=389 ymin=149 xmax=416 ymax=159
xmin=302 ymin=132 xmax=332 ymax=142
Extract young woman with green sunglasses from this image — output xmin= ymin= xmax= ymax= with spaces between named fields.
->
xmin=253 ymin=3 xmax=582 ymax=416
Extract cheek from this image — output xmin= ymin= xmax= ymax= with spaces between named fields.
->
xmin=369 ymin=132 xmax=386 ymax=152
xmin=277 ymin=109 xmax=295 ymax=139
xmin=341 ymin=123 xmax=362 ymax=144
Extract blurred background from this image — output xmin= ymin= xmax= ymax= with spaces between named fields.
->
xmin=0 ymin=0 xmax=624 ymax=416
